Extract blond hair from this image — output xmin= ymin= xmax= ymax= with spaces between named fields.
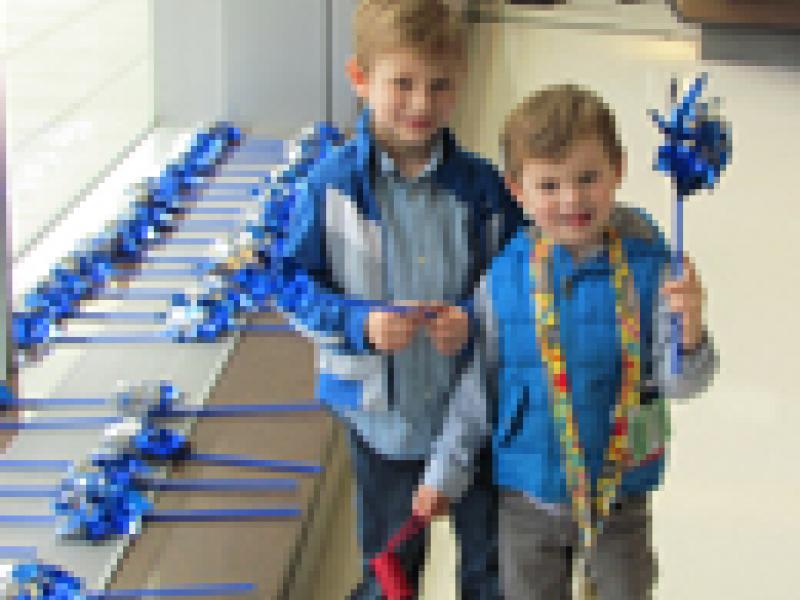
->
xmin=353 ymin=0 xmax=467 ymax=71
xmin=501 ymin=84 xmax=624 ymax=184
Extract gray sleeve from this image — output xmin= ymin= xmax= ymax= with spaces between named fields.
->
xmin=651 ymin=269 xmax=719 ymax=400
xmin=422 ymin=277 xmax=497 ymax=500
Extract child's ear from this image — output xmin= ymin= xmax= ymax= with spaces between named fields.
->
xmin=615 ymin=150 xmax=628 ymax=186
xmin=505 ymin=177 xmax=522 ymax=201
xmin=345 ymin=56 xmax=368 ymax=98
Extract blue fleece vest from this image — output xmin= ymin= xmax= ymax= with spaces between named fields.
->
xmin=491 ymin=227 xmax=670 ymax=503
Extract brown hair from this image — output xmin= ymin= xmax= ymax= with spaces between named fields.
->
xmin=501 ymin=84 xmax=624 ymax=184
xmin=353 ymin=0 xmax=467 ymax=71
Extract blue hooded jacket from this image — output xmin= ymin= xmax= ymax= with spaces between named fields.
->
xmin=272 ymin=108 xmax=522 ymax=498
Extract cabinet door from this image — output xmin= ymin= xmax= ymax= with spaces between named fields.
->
xmin=224 ymin=0 xmax=327 ymax=137
xmin=674 ymin=0 xmax=800 ymax=30
xmin=330 ymin=0 xmax=360 ymax=133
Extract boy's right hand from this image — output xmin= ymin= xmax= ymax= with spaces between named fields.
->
xmin=365 ymin=308 xmax=425 ymax=353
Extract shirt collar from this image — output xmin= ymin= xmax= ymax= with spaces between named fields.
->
xmin=376 ymin=130 xmax=445 ymax=183
xmin=527 ymin=224 xmax=610 ymax=272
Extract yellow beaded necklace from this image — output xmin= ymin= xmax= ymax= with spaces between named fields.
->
xmin=531 ymin=227 xmax=643 ymax=599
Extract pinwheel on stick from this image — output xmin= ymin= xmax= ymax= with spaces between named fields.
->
xmin=649 ymin=73 xmax=731 ymax=374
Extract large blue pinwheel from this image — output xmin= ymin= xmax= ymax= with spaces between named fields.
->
xmin=649 ymin=73 xmax=731 ymax=373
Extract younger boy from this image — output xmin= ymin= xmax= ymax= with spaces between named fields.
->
xmin=273 ymin=1 xmax=521 ymax=597
xmin=463 ymin=84 xmax=718 ymax=599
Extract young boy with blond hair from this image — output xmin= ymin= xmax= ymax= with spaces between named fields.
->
xmin=458 ymin=84 xmax=718 ymax=599
xmin=273 ymin=1 xmax=521 ymax=597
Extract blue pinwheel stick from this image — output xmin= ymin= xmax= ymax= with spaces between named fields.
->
xmin=649 ymin=73 xmax=731 ymax=374
xmin=0 ymin=508 xmax=301 ymax=530
xmin=0 ymin=455 xmax=320 ymax=474
xmin=0 ymin=381 xmax=323 ymax=429
xmin=8 ymin=560 xmax=257 ymax=599
xmin=0 ymin=477 xmax=297 ymax=498
xmin=0 ymin=546 xmax=38 ymax=560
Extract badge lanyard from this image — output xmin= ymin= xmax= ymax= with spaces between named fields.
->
xmin=531 ymin=229 xmax=641 ymax=599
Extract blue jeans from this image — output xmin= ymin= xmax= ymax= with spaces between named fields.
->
xmin=347 ymin=427 xmax=500 ymax=600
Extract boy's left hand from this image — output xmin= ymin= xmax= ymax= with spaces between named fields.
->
xmin=412 ymin=484 xmax=450 ymax=523
xmin=422 ymin=304 xmax=470 ymax=356
xmin=661 ymin=256 xmax=705 ymax=352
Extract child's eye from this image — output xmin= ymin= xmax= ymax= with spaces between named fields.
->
xmin=577 ymin=170 xmax=599 ymax=186
xmin=393 ymin=78 xmax=413 ymax=91
xmin=430 ymin=78 xmax=452 ymax=93
xmin=539 ymin=180 xmax=559 ymax=193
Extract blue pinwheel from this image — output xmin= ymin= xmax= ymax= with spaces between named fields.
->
xmin=10 ymin=123 xmax=241 ymax=358
xmin=54 ymin=460 xmax=153 ymax=540
xmin=10 ymin=562 xmax=85 ymax=599
xmin=166 ymin=121 xmax=344 ymax=343
xmin=649 ymin=73 xmax=731 ymax=373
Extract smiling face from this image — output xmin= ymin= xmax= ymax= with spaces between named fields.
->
xmin=513 ymin=137 xmax=625 ymax=253
xmin=348 ymin=48 xmax=463 ymax=154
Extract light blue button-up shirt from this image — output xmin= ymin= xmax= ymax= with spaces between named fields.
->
xmin=351 ymin=134 xmax=471 ymax=465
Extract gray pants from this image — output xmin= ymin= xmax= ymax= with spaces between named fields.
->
xmin=499 ymin=489 xmax=656 ymax=600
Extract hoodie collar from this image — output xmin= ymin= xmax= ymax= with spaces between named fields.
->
xmin=354 ymin=107 xmax=457 ymax=179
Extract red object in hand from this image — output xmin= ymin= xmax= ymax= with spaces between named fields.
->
xmin=369 ymin=516 xmax=427 ymax=600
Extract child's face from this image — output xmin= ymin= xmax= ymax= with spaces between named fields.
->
xmin=511 ymin=137 xmax=625 ymax=253
xmin=348 ymin=48 xmax=464 ymax=151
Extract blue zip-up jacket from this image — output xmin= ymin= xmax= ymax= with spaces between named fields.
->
xmin=272 ymin=109 xmax=522 ymax=499
xmin=457 ymin=205 xmax=718 ymax=505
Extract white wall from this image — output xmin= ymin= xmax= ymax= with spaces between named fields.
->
xmin=1 ymin=53 xmax=7 ymax=383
